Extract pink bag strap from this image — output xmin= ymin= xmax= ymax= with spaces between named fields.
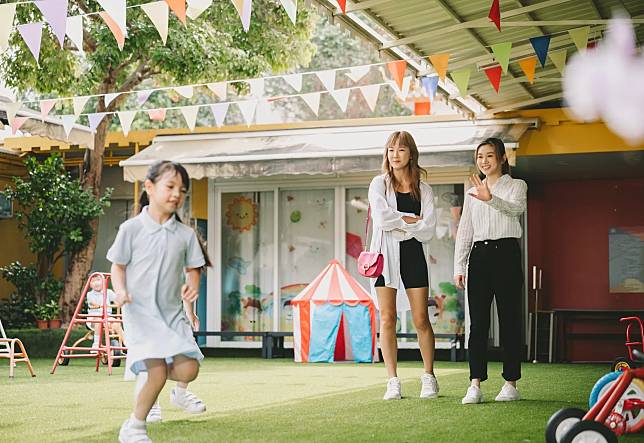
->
xmin=364 ymin=205 xmax=383 ymax=252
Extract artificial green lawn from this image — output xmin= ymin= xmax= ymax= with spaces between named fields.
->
xmin=0 ymin=358 xmax=640 ymax=442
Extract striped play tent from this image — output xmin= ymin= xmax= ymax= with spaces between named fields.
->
xmin=291 ymin=259 xmax=378 ymax=363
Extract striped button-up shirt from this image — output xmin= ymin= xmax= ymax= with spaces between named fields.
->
xmin=453 ymin=174 xmax=527 ymax=276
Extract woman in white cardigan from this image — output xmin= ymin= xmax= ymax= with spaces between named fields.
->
xmin=368 ymin=131 xmax=438 ymax=400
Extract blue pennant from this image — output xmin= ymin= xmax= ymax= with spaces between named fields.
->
xmin=530 ymin=35 xmax=551 ymax=68
xmin=421 ymin=76 xmax=439 ymax=101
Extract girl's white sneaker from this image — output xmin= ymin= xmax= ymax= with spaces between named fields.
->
xmin=118 ymin=417 xmax=152 ymax=443
xmin=170 ymin=388 xmax=206 ymax=413
xmin=383 ymin=377 xmax=402 ymax=400
xmin=146 ymin=404 xmax=162 ymax=423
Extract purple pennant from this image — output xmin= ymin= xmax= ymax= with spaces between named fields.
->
xmin=421 ymin=76 xmax=439 ymax=101
xmin=17 ymin=22 xmax=44 ymax=64
xmin=35 ymin=0 xmax=69 ymax=48
xmin=88 ymin=112 xmax=108 ymax=132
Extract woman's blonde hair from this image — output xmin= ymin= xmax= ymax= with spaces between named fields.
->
xmin=382 ymin=131 xmax=427 ymax=201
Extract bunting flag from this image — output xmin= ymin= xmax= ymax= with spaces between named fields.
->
xmin=60 ymin=115 xmax=76 ymax=138
xmin=247 ymin=78 xmax=265 ymax=97
xmin=548 ymin=48 xmax=567 ymax=74
xmin=117 ymin=110 xmax=137 ymax=136
xmin=97 ymin=0 xmax=127 ymax=36
xmin=210 ymin=102 xmax=229 ymax=127
xmin=148 ymin=108 xmax=167 ymax=121
xmin=88 ymin=112 xmax=108 ymax=132
xmin=391 ymin=76 xmax=412 ymax=100
xmin=428 ymin=54 xmax=449 ymax=82
xmin=141 ymin=1 xmax=169 ymax=45
xmin=237 ymin=100 xmax=257 ymax=126
xmin=232 ymin=0 xmax=252 ymax=32
xmin=421 ymin=75 xmax=439 ymax=101
xmin=359 ymin=84 xmax=380 ymax=112
xmin=279 ymin=0 xmax=297 ymax=24
xmin=40 ymin=99 xmax=56 ymax=120
xmin=207 ymin=82 xmax=227 ymax=100
xmin=175 ymin=86 xmax=194 ymax=99
xmin=386 ymin=60 xmax=407 ymax=90
xmin=72 ymin=96 xmax=89 ymax=117
xmin=165 ymin=0 xmax=187 ymax=25
xmin=11 ymin=116 xmax=29 ymax=135
xmin=66 ymin=15 xmax=83 ymax=54
xmin=330 ymin=89 xmax=350 ymax=113
xmin=137 ymin=90 xmax=154 ymax=106
xmin=414 ymin=100 xmax=431 ymax=116
xmin=518 ymin=57 xmax=537 ymax=84
xmin=181 ymin=105 xmax=200 ymax=131
xmin=17 ymin=23 xmax=44 ymax=64
xmin=4 ymin=102 xmax=22 ymax=127
xmin=490 ymin=42 xmax=512 ymax=73
xmin=568 ymin=27 xmax=590 ymax=53
xmin=450 ymin=69 xmax=471 ymax=97
xmin=0 ymin=4 xmax=17 ymax=53
xmin=488 ymin=0 xmax=501 ymax=32
xmin=186 ymin=0 xmax=212 ymax=20
xmin=282 ymin=73 xmax=303 ymax=92
xmin=530 ymin=35 xmax=551 ymax=67
xmin=336 ymin=0 xmax=346 ymax=14
xmin=35 ymin=0 xmax=69 ymax=48
xmin=99 ymin=12 xmax=126 ymax=50
xmin=104 ymin=92 xmax=121 ymax=107
xmin=484 ymin=66 xmax=502 ymax=93
xmin=316 ymin=70 xmax=336 ymax=92
xmin=345 ymin=65 xmax=371 ymax=83
xmin=300 ymin=92 xmax=321 ymax=116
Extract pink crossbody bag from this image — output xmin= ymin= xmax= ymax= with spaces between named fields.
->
xmin=357 ymin=205 xmax=384 ymax=278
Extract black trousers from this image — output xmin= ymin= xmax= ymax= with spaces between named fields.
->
xmin=467 ymin=238 xmax=523 ymax=382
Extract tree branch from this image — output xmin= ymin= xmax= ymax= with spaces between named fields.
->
xmin=75 ymin=0 xmax=98 ymax=52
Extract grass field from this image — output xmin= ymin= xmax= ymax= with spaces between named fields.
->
xmin=0 ymin=358 xmax=640 ymax=442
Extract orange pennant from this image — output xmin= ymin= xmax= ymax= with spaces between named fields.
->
xmin=428 ymin=54 xmax=449 ymax=82
xmin=386 ymin=60 xmax=407 ymax=90
xmin=99 ymin=12 xmax=125 ymax=50
xmin=518 ymin=57 xmax=537 ymax=84
xmin=414 ymin=100 xmax=431 ymax=116
xmin=165 ymin=0 xmax=187 ymax=25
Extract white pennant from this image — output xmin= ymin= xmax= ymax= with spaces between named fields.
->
xmin=359 ymin=84 xmax=381 ymax=112
xmin=279 ymin=0 xmax=297 ymax=24
xmin=97 ymin=0 xmax=127 ymax=37
xmin=237 ymin=100 xmax=257 ymax=126
xmin=186 ymin=0 xmax=212 ymax=19
xmin=72 ymin=96 xmax=90 ymax=117
xmin=255 ymin=99 xmax=273 ymax=125
xmin=345 ymin=65 xmax=371 ymax=83
xmin=104 ymin=92 xmax=121 ymax=107
xmin=66 ymin=15 xmax=84 ymax=54
xmin=231 ymin=0 xmax=252 ymax=32
xmin=117 ymin=111 xmax=137 ymax=136
xmin=137 ymin=90 xmax=153 ymax=106
xmin=88 ymin=112 xmax=108 ymax=132
xmin=247 ymin=78 xmax=264 ymax=97
xmin=390 ymin=76 xmax=412 ymax=100
xmin=5 ymin=102 xmax=22 ymax=127
xmin=175 ymin=86 xmax=194 ymax=99
xmin=40 ymin=99 xmax=57 ymax=120
xmin=300 ymin=92 xmax=320 ymax=116
xmin=330 ymin=89 xmax=350 ymax=113
xmin=207 ymin=82 xmax=227 ymax=100
xmin=210 ymin=103 xmax=229 ymax=127
xmin=60 ymin=115 xmax=76 ymax=138
xmin=181 ymin=105 xmax=200 ymax=131
xmin=282 ymin=73 xmax=303 ymax=92
xmin=141 ymin=1 xmax=169 ymax=45
xmin=0 ymin=4 xmax=17 ymax=53
xmin=316 ymin=70 xmax=336 ymax=91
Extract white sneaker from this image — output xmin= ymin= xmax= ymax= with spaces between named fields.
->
xmin=170 ymin=388 xmax=206 ymax=413
xmin=495 ymin=383 xmax=520 ymax=401
xmin=146 ymin=403 xmax=162 ymax=423
xmin=461 ymin=385 xmax=483 ymax=404
xmin=118 ymin=417 xmax=152 ymax=443
xmin=420 ymin=373 xmax=439 ymax=399
xmin=383 ymin=377 xmax=402 ymax=400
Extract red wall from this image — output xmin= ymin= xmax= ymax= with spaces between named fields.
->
xmin=528 ymin=178 xmax=644 ymax=361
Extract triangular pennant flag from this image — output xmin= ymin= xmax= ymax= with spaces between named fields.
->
xmin=530 ymin=35 xmax=551 ymax=68
xmin=165 ymin=0 xmax=187 ymax=25
xmin=237 ymin=100 xmax=257 ymax=126
xmin=390 ymin=76 xmax=412 ymax=100
xmin=181 ymin=105 xmax=200 ymax=131
xmin=207 ymin=82 xmax=227 ymax=100
xmin=99 ymin=12 xmax=126 ymax=50
xmin=231 ymin=0 xmax=252 ymax=32
xmin=0 ymin=4 xmax=17 ymax=53
xmin=97 ymin=0 xmax=127 ymax=36
xmin=428 ymin=54 xmax=450 ymax=82
xmin=518 ymin=57 xmax=537 ymax=84
xmin=40 ymin=99 xmax=56 ymax=120
xmin=316 ymin=70 xmax=336 ymax=92
xmin=148 ymin=109 xmax=167 ymax=121
xmin=300 ymin=92 xmax=321 ymax=116
xmin=548 ymin=49 xmax=567 ymax=75
xmin=186 ymin=0 xmax=212 ymax=20
xmin=175 ymin=86 xmax=194 ymax=99
xmin=330 ymin=89 xmax=350 ymax=113
xmin=414 ymin=100 xmax=431 ymax=116
xmin=117 ymin=111 xmax=137 ymax=136
xmin=386 ymin=60 xmax=407 ymax=90
xmin=60 ymin=115 xmax=76 ymax=138
xmin=279 ymin=0 xmax=297 ymax=24
xmin=137 ymin=90 xmax=154 ymax=106
xmin=255 ymin=99 xmax=273 ymax=125
xmin=336 ymin=0 xmax=346 ymax=14
xmin=484 ymin=66 xmax=502 ymax=93
xmin=491 ymin=42 xmax=512 ymax=74
xmin=142 ymin=1 xmax=169 ymax=45
xmin=66 ymin=15 xmax=83 ymax=54
xmin=104 ymin=92 xmax=121 ymax=108
xmin=450 ymin=69 xmax=471 ymax=97
xmin=359 ymin=84 xmax=380 ymax=112
xmin=210 ymin=103 xmax=229 ymax=127
xmin=17 ymin=23 xmax=44 ymax=64
xmin=5 ymin=102 xmax=22 ymax=127
xmin=35 ymin=0 xmax=68 ymax=48
xmin=421 ymin=76 xmax=439 ymax=101
xmin=88 ymin=112 xmax=108 ymax=132
xmin=72 ymin=96 xmax=89 ymax=117
xmin=488 ymin=0 xmax=501 ymax=32
xmin=345 ymin=65 xmax=371 ymax=83
xmin=282 ymin=74 xmax=303 ymax=92
xmin=568 ymin=27 xmax=590 ymax=53
xmin=11 ymin=116 xmax=29 ymax=135
xmin=247 ymin=78 xmax=264 ymax=97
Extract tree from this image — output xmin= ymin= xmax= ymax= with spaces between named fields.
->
xmin=1 ymin=1 xmax=316 ymax=320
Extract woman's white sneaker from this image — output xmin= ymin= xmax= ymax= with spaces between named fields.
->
xmin=495 ymin=383 xmax=520 ymax=401
xmin=383 ymin=377 xmax=402 ymax=400
xmin=170 ymin=388 xmax=206 ymax=413
xmin=461 ymin=385 xmax=483 ymax=404
xmin=420 ymin=373 xmax=439 ymax=399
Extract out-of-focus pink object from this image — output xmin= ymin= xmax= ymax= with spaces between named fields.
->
xmin=563 ymin=13 xmax=644 ymax=145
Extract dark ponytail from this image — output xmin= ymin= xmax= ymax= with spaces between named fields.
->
xmin=474 ymin=138 xmax=511 ymax=178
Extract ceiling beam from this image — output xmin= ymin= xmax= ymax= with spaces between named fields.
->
xmin=469 ymin=68 xmax=561 ymax=87
xmin=486 ymin=19 xmax=644 ymax=26
xmin=343 ymin=0 xmax=394 ymax=13
xmin=481 ymin=93 xmax=563 ymax=116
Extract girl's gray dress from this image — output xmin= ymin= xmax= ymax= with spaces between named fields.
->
xmin=107 ymin=207 xmax=205 ymax=379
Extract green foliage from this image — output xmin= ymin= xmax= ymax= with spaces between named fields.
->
xmin=438 ymin=281 xmax=457 ymax=297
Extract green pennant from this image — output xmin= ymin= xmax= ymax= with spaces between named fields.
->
xmin=568 ymin=27 xmax=590 ymax=52
xmin=549 ymin=49 xmax=567 ymax=75
xmin=450 ymin=69 xmax=471 ymax=97
xmin=491 ymin=42 xmax=512 ymax=74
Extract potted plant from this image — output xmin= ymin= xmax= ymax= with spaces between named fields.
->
xmin=26 ymin=304 xmax=49 ymax=329
xmin=45 ymin=299 xmax=62 ymax=329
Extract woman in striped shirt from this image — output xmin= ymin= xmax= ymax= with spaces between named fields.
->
xmin=454 ymin=138 xmax=527 ymax=405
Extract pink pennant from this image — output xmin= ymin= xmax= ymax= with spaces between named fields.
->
xmin=147 ymin=108 xmax=167 ymax=121
xmin=17 ymin=22 xmax=44 ymax=64
xmin=40 ymin=99 xmax=56 ymax=120
xmin=11 ymin=117 xmax=29 ymax=135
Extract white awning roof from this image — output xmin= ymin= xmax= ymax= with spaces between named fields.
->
xmin=120 ymin=118 xmax=538 ymax=182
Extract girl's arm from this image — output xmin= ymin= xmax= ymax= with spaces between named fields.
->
xmin=182 ymin=268 xmax=201 ymax=303
xmin=453 ymin=193 xmax=474 ymax=279
xmin=368 ymin=177 xmax=407 ymax=232
xmin=183 ymin=299 xmax=199 ymax=331
xmin=484 ymin=180 xmax=527 ymax=217
xmin=401 ymin=185 xmax=437 ymax=242
xmin=110 ymin=263 xmax=131 ymax=305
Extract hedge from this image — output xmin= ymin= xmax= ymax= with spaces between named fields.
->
xmin=5 ymin=327 xmax=90 ymax=358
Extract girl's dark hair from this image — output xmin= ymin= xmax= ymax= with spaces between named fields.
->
xmin=382 ymin=131 xmax=428 ymax=201
xmin=474 ymin=138 xmax=511 ymax=177
xmin=138 ymin=160 xmax=212 ymax=268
